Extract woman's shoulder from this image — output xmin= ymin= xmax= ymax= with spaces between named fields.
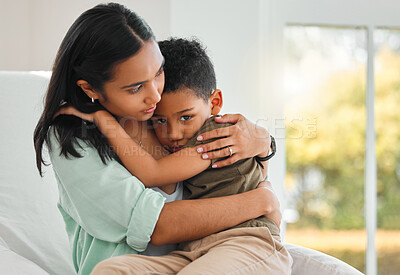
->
xmin=47 ymin=126 xmax=138 ymax=185
xmin=47 ymin=126 xmax=102 ymax=168
xmin=48 ymin=126 xmax=87 ymax=150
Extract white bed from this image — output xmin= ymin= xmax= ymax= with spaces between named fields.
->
xmin=0 ymin=71 xmax=363 ymax=275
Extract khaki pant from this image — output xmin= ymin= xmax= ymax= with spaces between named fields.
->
xmin=91 ymin=227 xmax=293 ymax=275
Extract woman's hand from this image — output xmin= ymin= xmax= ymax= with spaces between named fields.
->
xmin=196 ymin=114 xmax=271 ymax=168
xmin=257 ymin=181 xmax=282 ymax=229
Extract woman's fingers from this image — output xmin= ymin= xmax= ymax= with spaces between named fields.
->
xmin=211 ymin=154 xmax=240 ymax=168
xmin=196 ymin=137 xmax=232 ymax=153
xmin=197 ymin=125 xmax=237 ymax=142
xmin=201 ymin=145 xmax=235 ymax=160
xmin=196 ymin=113 xmax=271 ymax=166
xmin=214 ymin=113 xmax=244 ymax=124
xmin=197 ymin=114 xmax=245 ymax=142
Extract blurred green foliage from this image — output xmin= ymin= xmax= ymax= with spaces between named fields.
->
xmin=286 ymin=46 xmax=400 ymax=230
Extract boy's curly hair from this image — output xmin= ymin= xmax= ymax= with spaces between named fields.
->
xmin=158 ymin=38 xmax=216 ymax=102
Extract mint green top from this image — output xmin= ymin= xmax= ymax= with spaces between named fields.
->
xmin=48 ymin=130 xmax=166 ymax=275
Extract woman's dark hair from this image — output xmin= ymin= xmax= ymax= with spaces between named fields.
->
xmin=34 ymin=3 xmax=155 ymax=176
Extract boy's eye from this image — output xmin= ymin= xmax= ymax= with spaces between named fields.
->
xmin=180 ymin=115 xmax=192 ymax=121
xmin=128 ymin=85 xmax=142 ymax=94
xmin=154 ymin=118 xmax=167 ymax=124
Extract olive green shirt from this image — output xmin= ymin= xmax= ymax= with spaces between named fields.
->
xmin=183 ymin=117 xmax=279 ymax=236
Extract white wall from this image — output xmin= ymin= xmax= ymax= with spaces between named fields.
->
xmin=0 ymin=0 xmax=172 ymax=70
xmin=279 ymin=0 xmax=400 ymax=27
xmin=0 ymin=0 xmax=31 ymax=70
xmin=171 ymin=0 xmax=261 ymax=120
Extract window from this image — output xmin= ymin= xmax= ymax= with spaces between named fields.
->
xmin=260 ymin=1 xmax=400 ymax=274
xmin=284 ymin=26 xmax=367 ymax=271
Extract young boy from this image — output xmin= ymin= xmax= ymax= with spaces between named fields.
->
xmin=153 ymin=38 xmax=279 ymax=231
xmin=142 ymin=38 xmax=292 ymax=274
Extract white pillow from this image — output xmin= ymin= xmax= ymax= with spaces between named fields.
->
xmin=284 ymin=242 xmax=363 ymax=275
xmin=0 ymin=71 xmax=75 ymax=275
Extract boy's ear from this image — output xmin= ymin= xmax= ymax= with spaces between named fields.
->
xmin=209 ymin=89 xmax=223 ymax=115
xmin=76 ymin=80 xmax=103 ymax=101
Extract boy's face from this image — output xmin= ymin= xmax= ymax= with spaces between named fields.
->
xmin=151 ymin=88 xmax=213 ymax=153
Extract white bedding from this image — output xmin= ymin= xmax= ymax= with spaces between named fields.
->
xmin=0 ymin=236 xmax=48 ymax=275
xmin=0 ymin=72 xmax=75 ymax=275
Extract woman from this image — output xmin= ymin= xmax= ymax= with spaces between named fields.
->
xmin=34 ymin=3 xmax=280 ymax=275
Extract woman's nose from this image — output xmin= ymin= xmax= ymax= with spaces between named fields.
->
xmin=145 ymin=82 xmax=161 ymax=105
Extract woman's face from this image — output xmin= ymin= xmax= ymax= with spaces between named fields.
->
xmin=97 ymin=40 xmax=165 ymax=121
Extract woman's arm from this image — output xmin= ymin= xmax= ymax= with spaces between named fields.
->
xmin=194 ymin=114 xmax=272 ymax=179
xmin=54 ymin=107 xmax=210 ymax=187
xmin=48 ymin=129 xmax=281 ymax=250
xmin=151 ymin=181 xmax=280 ymax=245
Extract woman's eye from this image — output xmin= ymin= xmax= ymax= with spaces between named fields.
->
xmin=180 ymin=115 xmax=192 ymax=121
xmin=156 ymin=67 xmax=164 ymax=77
xmin=128 ymin=85 xmax=142 ymax=94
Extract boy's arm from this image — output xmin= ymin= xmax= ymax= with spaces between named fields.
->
xmin=94 ymin=111 xmax=210 ymax=187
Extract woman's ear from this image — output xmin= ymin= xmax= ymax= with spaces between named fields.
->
xmin=76 ymin=80 xmax=102 ymax=101
xmin=209 ymin=89 xmax=223 ymax=115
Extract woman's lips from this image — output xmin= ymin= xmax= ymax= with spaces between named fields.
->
xmin=144 ymin=106 xmax=156 ymax=113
